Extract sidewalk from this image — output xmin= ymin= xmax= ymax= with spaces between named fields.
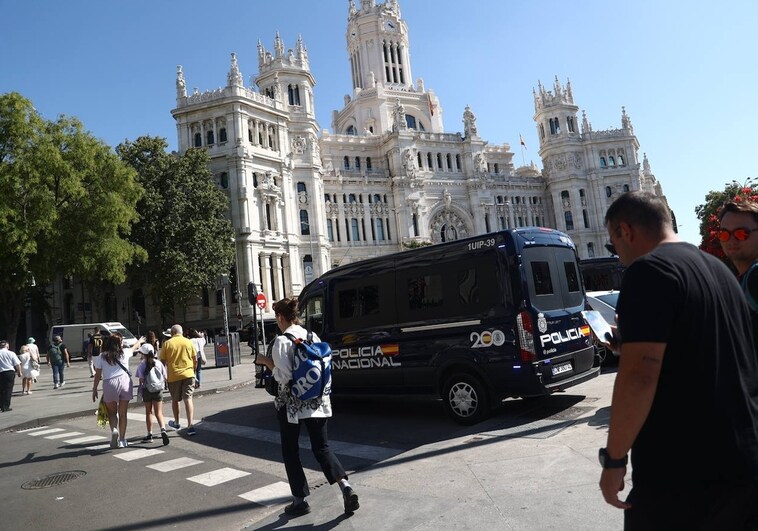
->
xmin=0 ymin=344 xmax=258 ymax=432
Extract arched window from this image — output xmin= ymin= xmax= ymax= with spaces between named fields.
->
xmin=499 ymin=216 xmax=506 ymax=230
xmin=248 ymin=129 xmax=253 ymax=143
xmin=554 ymin=117 xmax=561 ymax=134
xmin=346 ymin=125 xmax=357 ymax=135
xmin=300 ymin=210 xmax=310 ymax=235
xmin=366 ymin=157 xmax=372 ymax=170
xmin=326 ymin=219 xmax=334 ymax=242
xmin=496 ymin=196 xmax=503 ymax=204
xmin=587 ymin=242 xmax=595 ymax=258
xmin=406 ymin=114 xmax=417 ymax=130
xmin=351 ymin=218 xmax=360 ymax=241
xmin=194 ymin=133 xmax=202 ymax=147
xmin=493 ymin=163 xmax=499 ymax=173
xmin=206 ymin=130 xmax=215 ymax=145
xmin=376 ymin=219 xmax=385 ymax=241
xmin=417 ymin=152 xmax=423 ymax=167
xmin=354 ymin=157 xmax=361 ymax=170
xmin=373 ymin=194 xmax=382 ymax=203
xmin=440 ymin=224 xmax=458 ymax=242
xmin=567 ymin=116 xmax=575 ymax=133
xmin=412 ymin=213 xmax=419 ymax=237
xmin=219 ymin=128 xmax=227 ymax=143
xmin=455 ymin=154 xmax=461 ymax=170
xmin=219 ymin=172 xmax=229 ymax=189
xmin=348 ymin=193 xmax=357 ymax=203
xmin=297 ymin=182 xmax=306 ymax=193
xmin=605 ymin=186 xmax=612 ymax=198
xmin=583 ymin=209 xmax=590 ymax=228
xmin=436 ymin=153 xmax=443 ymax=169
xmin=446 ymin=153 xmax=452 ymax=171
xmin=623 ymin=184 xmax=630 ymax=192
xmin=609 ymin=156 xmax=616 ymax=167
xmin=343 ymin=156 xmax=350 ymax=170
xmin=618 ymin=155 xmax=625 ymax=166
xmin=564 ymin=211 xmax=574 ymax=231
xmin=485 ymin=213 xmax=491 ymax=232
xmin=600 ymin=157 xmax=607 ymax=168
xmin=427 ymin=152 xmax=433 ymax=168
xmin=535 ymin=216 xmax=541 ymax=226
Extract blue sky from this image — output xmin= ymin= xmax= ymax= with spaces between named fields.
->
xmin=2 ymin=0 xmax=755 ymax=246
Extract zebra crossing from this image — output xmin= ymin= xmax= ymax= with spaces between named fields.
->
xmin=15 ymin=413 xmax=396 ymax=508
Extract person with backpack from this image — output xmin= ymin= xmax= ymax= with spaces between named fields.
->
xmin=48 ymin=335 xmax=70 ymax=389
xmin=92 ymin=333 xmax=135 ymax=449
xmin=255 ymin=297 xmax=359 ymax=518
xmin=135 ymin=343 xmax=169 ymax=445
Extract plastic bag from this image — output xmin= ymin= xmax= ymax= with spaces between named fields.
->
xmin=96 ymin=398 xmax=109 ymax=428
xmin=30 ymin=369 xmax=40 ymax=380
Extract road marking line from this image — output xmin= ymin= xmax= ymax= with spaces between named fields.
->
xmin=88 ymin=443 xmax=111 ymax=450
xmin=147 ymin=457 xmax=204 ymax=472
xmin=45 ymin=432 xmax=83 ymax=440
xmin=114 ymin=449 xmax=166 ymax=461
xmin=187 ymin=467 xmax=250 ymax=486
xmin=28 ymin=428 xmax=65 ymax=436
xmin=65 ymin=435 xmax=108 ymax=444
xmin=200 ymin=420 xmax=399 ymax=461
xmin=238 ymin=481 xmax=291 ymax=507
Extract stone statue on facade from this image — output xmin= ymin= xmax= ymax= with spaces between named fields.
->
xmin=227 ymin=52 xmax=243 ymax=87
xmin=176 ymin=65 xmax=187 ymax=98
xmin=394 ymin=99 xmax=407 ymax=131
xmin=402 ymin=147 xmax=417 ymax=178
xmin=463 ymin=106 xmax=477 ymax=137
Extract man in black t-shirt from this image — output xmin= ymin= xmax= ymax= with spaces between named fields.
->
xmin=719 ymin=199 xmax=758 ymax=353
xmin=598 ymin=192 xmax=758 ymax=529
xmin=87 ymin=327 xmax=105 ymax=378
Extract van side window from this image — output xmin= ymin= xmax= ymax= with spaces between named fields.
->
xmin=531 ymin=261 xmax=554 ymax=295
xmin=564 ymin=261 xmax=580 ymax=292
xmin=408 ymin=275 xmax=443 ymax=310
xmin=338 ymin=285 xmax=380 ymax=319
xmin=303 ymin=294 xmax=325 ymax=337
xmin=332 ymin=272 xmax=394 ymax=330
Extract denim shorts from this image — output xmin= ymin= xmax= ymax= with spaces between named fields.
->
xmin=103 ymin=373 xmax=134 ymax=403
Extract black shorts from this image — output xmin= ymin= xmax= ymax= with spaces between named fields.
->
xmin=625 ymin=482 xmax=758 ymax=530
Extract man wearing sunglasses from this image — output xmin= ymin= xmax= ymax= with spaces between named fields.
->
xmin=599 ymin=192 xmax=758 ymax=529
xmin=719 ymin=200 xmax=758 ymax=349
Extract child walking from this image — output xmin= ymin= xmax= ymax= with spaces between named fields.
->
xmin=135 ymin=344 xmax=170 ymax=445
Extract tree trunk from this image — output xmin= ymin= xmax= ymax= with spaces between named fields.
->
xmin=0 ymin=289 xmax=24 ymax=350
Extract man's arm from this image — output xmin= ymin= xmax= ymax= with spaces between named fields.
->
xmin=599 ymin=341 xmax=665 ymax=509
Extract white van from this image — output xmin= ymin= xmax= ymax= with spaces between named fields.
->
xmin=48 ymin=322 xmax=138 ymax=360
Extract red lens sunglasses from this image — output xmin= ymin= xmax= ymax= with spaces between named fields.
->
xmin=718 ymin=227 xmax=758 ymax=242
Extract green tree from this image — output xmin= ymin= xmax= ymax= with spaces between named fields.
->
xmin=0 ymin=92 xmax=145 ymax=346
xmin=117 ymin=136 xmax=235 ymax=323
xmin=695 ymin=178 xmax=758 ymax=264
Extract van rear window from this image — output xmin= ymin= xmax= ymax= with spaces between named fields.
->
xmin=531 ymin=262 xmax=554 ymax=295
xmin=524 ymin=247 xmax=584 ymax=311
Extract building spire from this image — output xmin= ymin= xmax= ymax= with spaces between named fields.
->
xmin=621 ymin=106 xmax=633 ymax=133
xmin=274 ymin=31 xmax=284 ymax=58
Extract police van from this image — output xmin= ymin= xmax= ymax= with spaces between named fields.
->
xmin=298 ymin=227 xmax=599 ymax=424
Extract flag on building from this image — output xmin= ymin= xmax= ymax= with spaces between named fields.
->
xmin=519 ymin=134 xmax=527 ymax=149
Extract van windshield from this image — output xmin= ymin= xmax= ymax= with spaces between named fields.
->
xmin=109 ymin=327 xmax=136 ymax=340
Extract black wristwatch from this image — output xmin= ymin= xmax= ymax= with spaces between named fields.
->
xmin=598 ymin=448 xmax=628 ymax=469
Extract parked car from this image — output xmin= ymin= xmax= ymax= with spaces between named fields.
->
xmin=586 ymin=290 xmax=619 ymax=365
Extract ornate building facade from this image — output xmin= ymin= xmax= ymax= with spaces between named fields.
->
xmin=170 ymin=0 xmax=668 ymax=319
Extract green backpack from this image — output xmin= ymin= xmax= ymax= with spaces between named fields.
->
xmin=48 ymin=344 xmax=62 ymax=364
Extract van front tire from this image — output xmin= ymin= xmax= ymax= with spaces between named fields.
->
xmin=442 ymin=373 xmax=489 ymax=425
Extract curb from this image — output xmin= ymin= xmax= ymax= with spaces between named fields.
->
xmin=4 ymin=378 xmax=257 ymax=432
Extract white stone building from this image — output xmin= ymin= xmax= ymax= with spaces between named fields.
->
xmin=170 ymin=0 xmax=668 ymax=320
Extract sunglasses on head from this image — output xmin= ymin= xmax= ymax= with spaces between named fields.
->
xmin=718 ymin=227 xmax=758 ymax=242
xmin=604 ymin=243 xmax=617 ymax=255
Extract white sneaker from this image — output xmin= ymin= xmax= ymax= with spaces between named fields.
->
xmin=118 ymin=440 xmax=129 ymax=448
xmin=54 ymin=384 xmax=59 ymax=389
xmin=60 ymin=381 xmax=66 ymax=387
xmin=27 ymin=391 xmax=32 ymax=395
xmin=110 ymin=430 xmax=119 ymax=449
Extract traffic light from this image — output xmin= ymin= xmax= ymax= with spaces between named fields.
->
xmin=247 ymin=281 xmax=257 ymax=304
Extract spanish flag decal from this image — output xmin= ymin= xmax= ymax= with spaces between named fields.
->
xmin=381 ymin=344 xmax=400 ymax=357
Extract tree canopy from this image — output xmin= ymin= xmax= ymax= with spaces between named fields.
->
xmin=696 ymin=177 xmax=758 ymax=262
xmin=117 ymin=136 xmax=235 ymax=323
xmin=0 ymin=92 xmax=145 ymax=345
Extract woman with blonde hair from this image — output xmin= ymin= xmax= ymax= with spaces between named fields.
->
xmin=92 ymin=333 xmax=135 ymax=449
xmin=18 ymin=344 xmax=39 ymax=394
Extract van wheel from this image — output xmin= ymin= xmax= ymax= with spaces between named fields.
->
xmin=442 ymin=373 xmax=489 ymax=425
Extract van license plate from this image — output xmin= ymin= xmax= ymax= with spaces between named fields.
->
xmin=552 ymin=362 xmax=572 ymax=376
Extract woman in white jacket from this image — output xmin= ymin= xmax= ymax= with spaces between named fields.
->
xmin=256 ymin=297 xmax=359 ymax=518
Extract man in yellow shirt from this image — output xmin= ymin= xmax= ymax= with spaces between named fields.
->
xmin=159 ymin=324 xmax=198 ymax=436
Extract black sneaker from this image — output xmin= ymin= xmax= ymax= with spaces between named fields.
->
xmin=141 ymin=434 xmax=154 ymax=443
xmin=284 ymin=500 xmax=311 ymax=517
xmin=161 ymin=430 xmax=170 ymax=446
xmin=343 ymin=487 xmax=359 ymax=514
